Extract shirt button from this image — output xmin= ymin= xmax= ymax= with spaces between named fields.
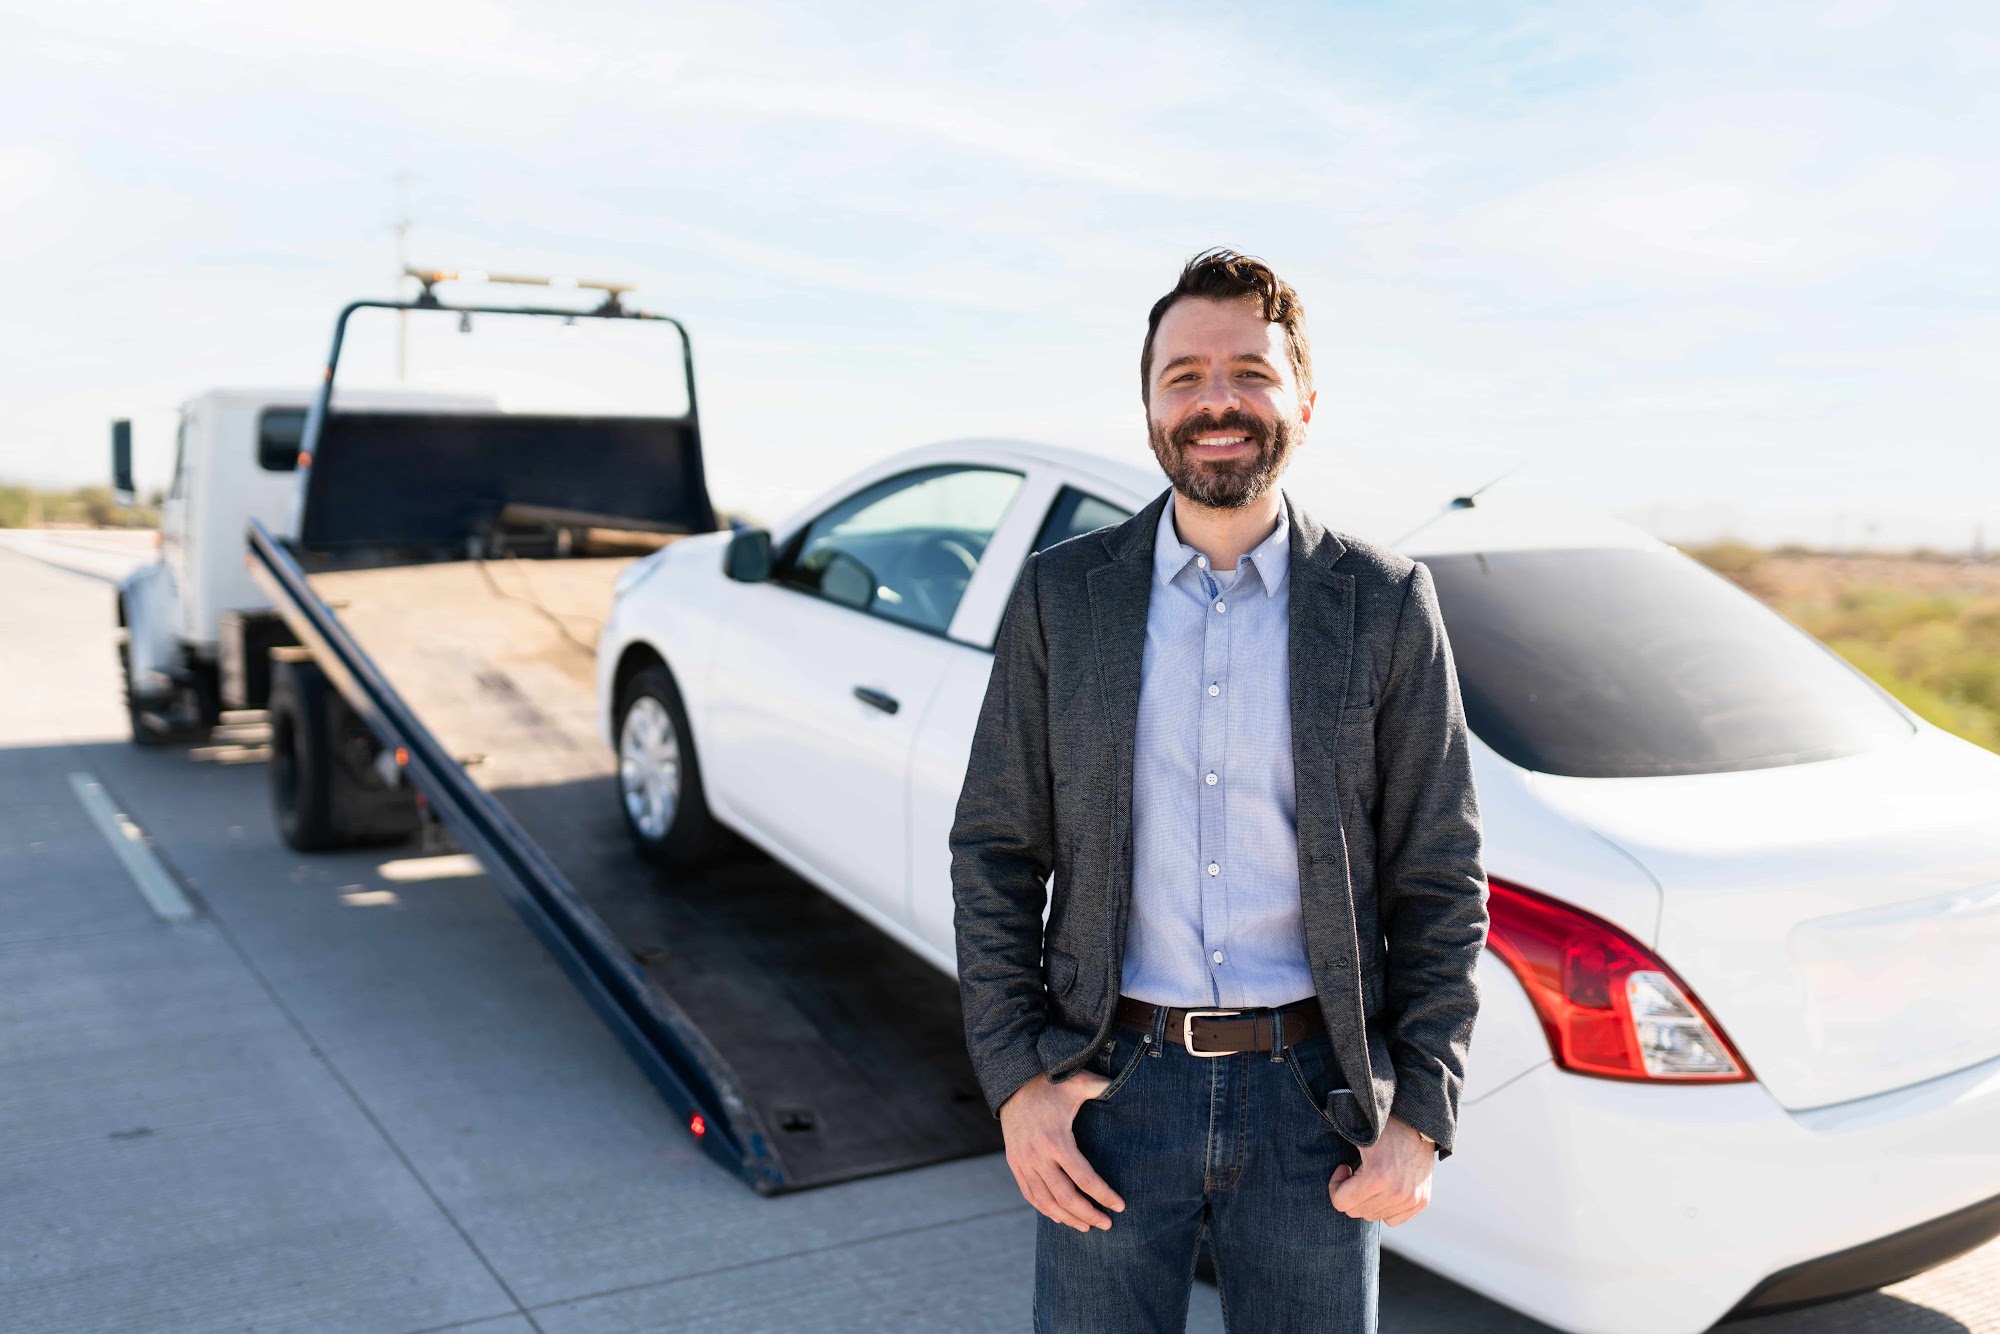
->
xmin=1214 ymin=600 xmax=1226 ymax=613
xmin=1212 ymin=950 xmax=1225 ymax=964
xmin=1206 ymin=861 xmax=1219 ymax=876
xmin=1207 ymin=683 xmax=1220 ymax=697
xmin=1196 ymin=555 xmax=1208 ymax=568
xmin=1205 ymin=772 xmax=1217 ymax=785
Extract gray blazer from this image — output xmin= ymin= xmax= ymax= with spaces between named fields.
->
xmin=948 ymin=484 xmax=1488 ymax=1157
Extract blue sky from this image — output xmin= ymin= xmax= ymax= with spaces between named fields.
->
xmin=3 ymin=0 xmax=1995 ymax=548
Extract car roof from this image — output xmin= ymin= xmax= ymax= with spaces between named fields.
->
xmin=863 ymin=437 xmax=1664 ymax=557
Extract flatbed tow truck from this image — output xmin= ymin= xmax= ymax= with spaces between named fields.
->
xmin=239 ymin=276 xmax=1000 ymax=1193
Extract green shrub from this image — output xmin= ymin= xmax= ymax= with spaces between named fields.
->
xmin=1689 ymin=546 xmax=2000 ymax=754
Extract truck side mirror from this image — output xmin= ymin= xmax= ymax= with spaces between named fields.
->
xmin=111 ymin=419 xmax=135 ymax=502
xmin=723 ymin=527 xmax=773 ymax=582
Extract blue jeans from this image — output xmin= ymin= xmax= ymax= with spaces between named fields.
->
xmin=1033 ymin=1005 xmax=1380 ymax=1333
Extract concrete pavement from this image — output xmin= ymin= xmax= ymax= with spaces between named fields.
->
xmin=1 ymin=536 xmax=1993 ymax=1332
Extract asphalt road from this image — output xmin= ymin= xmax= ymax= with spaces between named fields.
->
xmin=1 ymin=531 xmax=1993 ymax=1334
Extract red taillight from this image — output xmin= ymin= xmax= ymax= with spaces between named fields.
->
xmin=1485 ymin=876 xmax=1752 ymax=1083
xmin=689 ymin=1112 xmax=706 ymax=1137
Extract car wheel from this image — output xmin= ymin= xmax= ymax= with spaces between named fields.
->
xmin=616 ymin=664 xmax=727 ymax=868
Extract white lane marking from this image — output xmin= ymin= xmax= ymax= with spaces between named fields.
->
xmin=66 ymin=772 xmax=197 ymax=923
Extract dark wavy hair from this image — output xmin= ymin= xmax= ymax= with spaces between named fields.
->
xmin=1140 ymin=247 xmax=1312 ymax=405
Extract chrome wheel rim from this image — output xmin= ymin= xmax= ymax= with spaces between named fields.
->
xmin=619 ymin=696 xmax=682 ymax=840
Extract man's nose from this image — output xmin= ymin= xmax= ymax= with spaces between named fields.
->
xmin=1192 ymin=373 xmax=1243 ymax=416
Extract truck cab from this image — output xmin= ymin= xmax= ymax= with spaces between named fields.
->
xmin=114 ymin=385 xmax=484 ymax=742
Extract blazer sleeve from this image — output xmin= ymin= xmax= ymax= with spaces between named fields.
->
xmin=949 ymin=551 xmax=1057 ymax=1118
xmin=1373 ymin=559 xmax=1489 ymax=1158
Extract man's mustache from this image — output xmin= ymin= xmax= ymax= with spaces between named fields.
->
xmin=1167 ymin=410 xmax=1272 ymax=452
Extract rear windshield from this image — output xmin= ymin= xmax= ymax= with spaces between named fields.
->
xmin=1422 ymin=547 xmax=1914 ymax=778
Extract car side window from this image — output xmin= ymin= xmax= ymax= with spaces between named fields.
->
xmin=1033 ymin=486 xmax=1131 ymax=554
xmin=776 ymin=465 xmax=1026 ymax=635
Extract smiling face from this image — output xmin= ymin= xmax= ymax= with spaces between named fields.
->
xmin=1145 ymin=293 xmax=1315 ymax=510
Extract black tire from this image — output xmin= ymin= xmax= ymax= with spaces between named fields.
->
xmin=188 ymin=657 xmax=223 ymax=732
xmin=266 ymin=658 xmax=419 ymax=853
xmin=117 ymin=634 xmax=177 ymax=748
xmin=614 ymin=664 xmax=728 ymax=868
xmin=268 ymin=660 xmax=341 ymax=851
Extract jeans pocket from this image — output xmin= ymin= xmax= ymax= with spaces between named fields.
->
xmin=1283 ymin=1032 xmax=1351 ymax=1131
xmin=1085 ymin=1031 xmax=1150 ymax=1105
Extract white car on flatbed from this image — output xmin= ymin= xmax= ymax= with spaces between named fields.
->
xmin=595 ymin=436 xmax=2000 ymax=1334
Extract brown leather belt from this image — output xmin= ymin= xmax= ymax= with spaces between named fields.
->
xmin=1112 ymin=994 xmax=1324 ymax=1056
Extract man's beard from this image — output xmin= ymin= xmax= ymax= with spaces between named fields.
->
xmin=1148 ymin=407 xmax=1299 ymax=510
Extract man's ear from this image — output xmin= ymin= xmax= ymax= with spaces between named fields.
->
xmin=1299 ymin=389 xmax=1318 ymax=428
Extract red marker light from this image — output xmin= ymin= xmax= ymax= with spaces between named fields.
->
xmin=394 ymin=747 xmax=408 ymax=766
xmin=689 ymin=1113 xmax=705 ymax=1137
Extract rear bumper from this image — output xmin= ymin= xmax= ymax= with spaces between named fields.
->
xmin=1729 ymin=1186 xmax=2000 ymax=1316
xmin=1384 ymin=1048 xmax=2000 ymax=1334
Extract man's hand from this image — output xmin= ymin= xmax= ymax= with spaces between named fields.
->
xmin=1329 ymin=1114 xmax=1435 ymax=1227
xmin=999 ymin=1071 xmax=1128 ymax=1233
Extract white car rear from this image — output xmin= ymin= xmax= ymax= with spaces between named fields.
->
xmin=596 ymin=438 xmax=2000 ymax=1333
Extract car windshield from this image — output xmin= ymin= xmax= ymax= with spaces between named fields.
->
xmin=1420 ymin=546 xmax=1914 ymax=778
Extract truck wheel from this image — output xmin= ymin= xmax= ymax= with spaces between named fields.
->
xmin=615 ymin=665 xmax=726 ymax=868
xmin=119 ymin=640 xmax=175 ymax=748
xmin=268 ymin=659 xmax=341 ymax=851
xmin=190 ymin=657 xmax=223 ymax=732
xmin=268 ymin=659 xmax=422 ymax=853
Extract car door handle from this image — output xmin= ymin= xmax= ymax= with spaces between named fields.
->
xmin=852 ymin=686 xmax=900 ymax=715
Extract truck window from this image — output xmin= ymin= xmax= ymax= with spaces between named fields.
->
xmin=168 ymin=415 xmax=189 ymax=499
xmin=258 ymin=409 xmax=306 ymax=472
xmin=1422 ymin=546 xmax=1915 ymax=778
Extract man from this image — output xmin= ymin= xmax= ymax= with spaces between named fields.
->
xmin=949 ymin=248 xmax=1488 ymax=1332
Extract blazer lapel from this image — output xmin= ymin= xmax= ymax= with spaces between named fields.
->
xmin=1284 ymin=486 xmax=1356 ymax=772
xmin=1283 ymin=489 xmax=1376 ymax=1120
xmin=1086 ymin=486 xmax=1169 ymax=810
xmin=1086 ymin=487 xmax=1170 ymax=951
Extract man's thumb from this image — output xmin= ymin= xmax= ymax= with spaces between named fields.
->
xmin=1330 ymin=1164 xmax=1355 ymax=1185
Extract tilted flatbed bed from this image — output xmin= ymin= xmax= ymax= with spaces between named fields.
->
xmin=246 ymin=294 xmax=1000 ymax=1193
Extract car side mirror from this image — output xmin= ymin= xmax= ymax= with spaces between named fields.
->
xmin=111 ymin=419 xmax=135 ymax=502
xmin=723 ymin=527 xmax=773 ymax=582
xmin=819 ymin=551 xmax=878 ymax=611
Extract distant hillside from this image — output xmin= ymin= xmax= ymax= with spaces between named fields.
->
xmin=0 ymin=484 xmax=160 ymax=529
xmin=1687 ymin=543 xmax=2000 ymax=753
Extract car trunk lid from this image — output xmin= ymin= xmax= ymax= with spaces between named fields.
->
xmin=1528 ymin=729 xmax=2000 ymax=1109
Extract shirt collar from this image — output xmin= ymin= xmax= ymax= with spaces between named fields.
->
xmin=1152 ymin=489 xmax=1291 ymax=598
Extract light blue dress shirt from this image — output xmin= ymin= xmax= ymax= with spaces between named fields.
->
xmin=1121 ymin=490 xmax=1316 ymax=1009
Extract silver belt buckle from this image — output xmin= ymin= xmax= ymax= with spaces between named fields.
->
xmin=1182 ymin=1008 xmax=1247 ymax=1057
